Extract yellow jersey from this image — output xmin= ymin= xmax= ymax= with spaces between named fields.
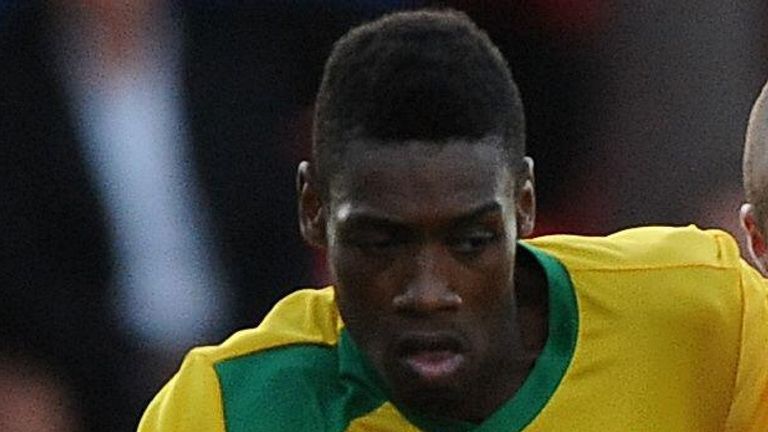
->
xmin=138 ymin=226 xmax=768 ymax=431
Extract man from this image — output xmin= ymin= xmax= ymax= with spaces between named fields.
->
xmin=139 ymin=10 xmax=768 ymax=431
xmin=741 ymin=81 xmax=768 ymax=275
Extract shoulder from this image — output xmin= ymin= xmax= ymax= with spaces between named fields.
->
xmin=525 ymin=225 xmax=750 ymax=334
xmin=525 ymin=226 xmax=768 ymax=429
xmin=201 ymin=286 xmax=341 ymax=365
xmin=139 ymin=287 xmax=342 ymax=432
xmin=525 ymin=225 xmax=742 ymax=272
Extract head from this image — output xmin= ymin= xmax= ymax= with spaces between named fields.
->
xmin=297 ymin=10 xmax=535 ymax=420
xmin=741 ymin=81 xmax=768 ymax=275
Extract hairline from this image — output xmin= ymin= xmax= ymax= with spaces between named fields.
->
xmin=316 ymin=133 xmax=527 ymax=201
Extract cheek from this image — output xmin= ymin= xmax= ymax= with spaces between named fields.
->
xmin=461 ymin=246 xmax=516 ymax=310
xmin=331 ymin=249 xmax=404 ymax=359
xmin=330 ymin=248 xmax=399 ymax=317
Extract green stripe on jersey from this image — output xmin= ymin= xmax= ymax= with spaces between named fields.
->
xmin=481 ymin=243 xmax=578 ymax=430
xmin=215 ymin=340 xmax=387 ymax=432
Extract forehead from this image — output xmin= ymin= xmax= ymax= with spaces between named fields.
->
xmin=328 ymin=139 xmax=513 ymax=222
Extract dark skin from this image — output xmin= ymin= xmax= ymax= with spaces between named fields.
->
xmin=298 ymin=138 xmax=547 ymax=422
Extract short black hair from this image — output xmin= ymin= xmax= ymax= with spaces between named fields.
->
xmin=312 ymin=9 xmax=526 ymax=189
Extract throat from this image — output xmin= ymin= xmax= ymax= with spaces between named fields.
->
xmin=470 ymin=343 xmax=542 ymax=421
xmin=461 ymin=305 xmax=548 ymax=422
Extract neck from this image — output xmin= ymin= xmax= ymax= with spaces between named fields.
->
xmin=458 ymin=248 xmax=550 ymax=422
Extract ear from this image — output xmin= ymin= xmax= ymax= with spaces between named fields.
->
xmin=739 ymin=203 xmax=767 ymax=274
xmin=516 ymin=156 xmax=536 ymax=238
xmin=297 ymin=161 xmax=327 ymax=248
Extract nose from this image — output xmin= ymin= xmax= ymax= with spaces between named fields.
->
xmin=392 ymin=244 xmax=462 ymax=315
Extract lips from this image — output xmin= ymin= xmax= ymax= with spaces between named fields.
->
xmin=403 ymin=350 xmax=465 ymax=382
xmin=395 ymin=333 xmax=467 ymax=383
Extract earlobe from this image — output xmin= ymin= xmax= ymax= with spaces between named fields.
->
xmin=739 ymin=203 xmax=767 ymax=274
xmin=297 ymin=161 xmax=327 ymax=248
xmin=516 ymin=157 xmax=536 ymax=238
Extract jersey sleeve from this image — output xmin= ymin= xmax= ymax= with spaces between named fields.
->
xmin=137 ymin=349 xmax=226 ymax=432
xmin=725 ymin=260 xmax=768 ymax=431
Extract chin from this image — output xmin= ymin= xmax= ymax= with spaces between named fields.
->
xmin=386 ymin=360 xmax=471 ymax=409
xmin=396 ymin=384 xmax=469 ymax=419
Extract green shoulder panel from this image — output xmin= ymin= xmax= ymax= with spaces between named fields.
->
xmin=215 ymin=335 xmax=388 ymax=432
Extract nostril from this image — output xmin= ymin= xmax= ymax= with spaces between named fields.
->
xmin=392 ymin=288 xmax=462 ymax=314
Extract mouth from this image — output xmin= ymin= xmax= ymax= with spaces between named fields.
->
xmin=395 ymin=333 xmax=467 ymax=384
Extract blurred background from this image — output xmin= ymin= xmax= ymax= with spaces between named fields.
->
xmin=0 ymin=0 xmax=766 ymax=430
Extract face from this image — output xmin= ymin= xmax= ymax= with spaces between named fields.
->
xmin=298 ymin=138 xmax=535 ymax=416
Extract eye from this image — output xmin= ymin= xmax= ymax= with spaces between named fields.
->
xmin=356 ymin=237 xmax=400 ymax=250
xmin=345 ymin=230 xmax=406 ymax=252
xmin=447 ymin=229 xmax=499 ymax=255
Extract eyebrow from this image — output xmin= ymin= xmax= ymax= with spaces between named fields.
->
xmin=450 ymin=202 xmax=503 ymax=227
xmin=338 ymin=201 xmax=502 ymax=229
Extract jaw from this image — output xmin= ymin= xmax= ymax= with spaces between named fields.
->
xmin=386 ymin=364 xmax=475 ymax=420
xmin=379 ymin=334 xmax=503 ymax=421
